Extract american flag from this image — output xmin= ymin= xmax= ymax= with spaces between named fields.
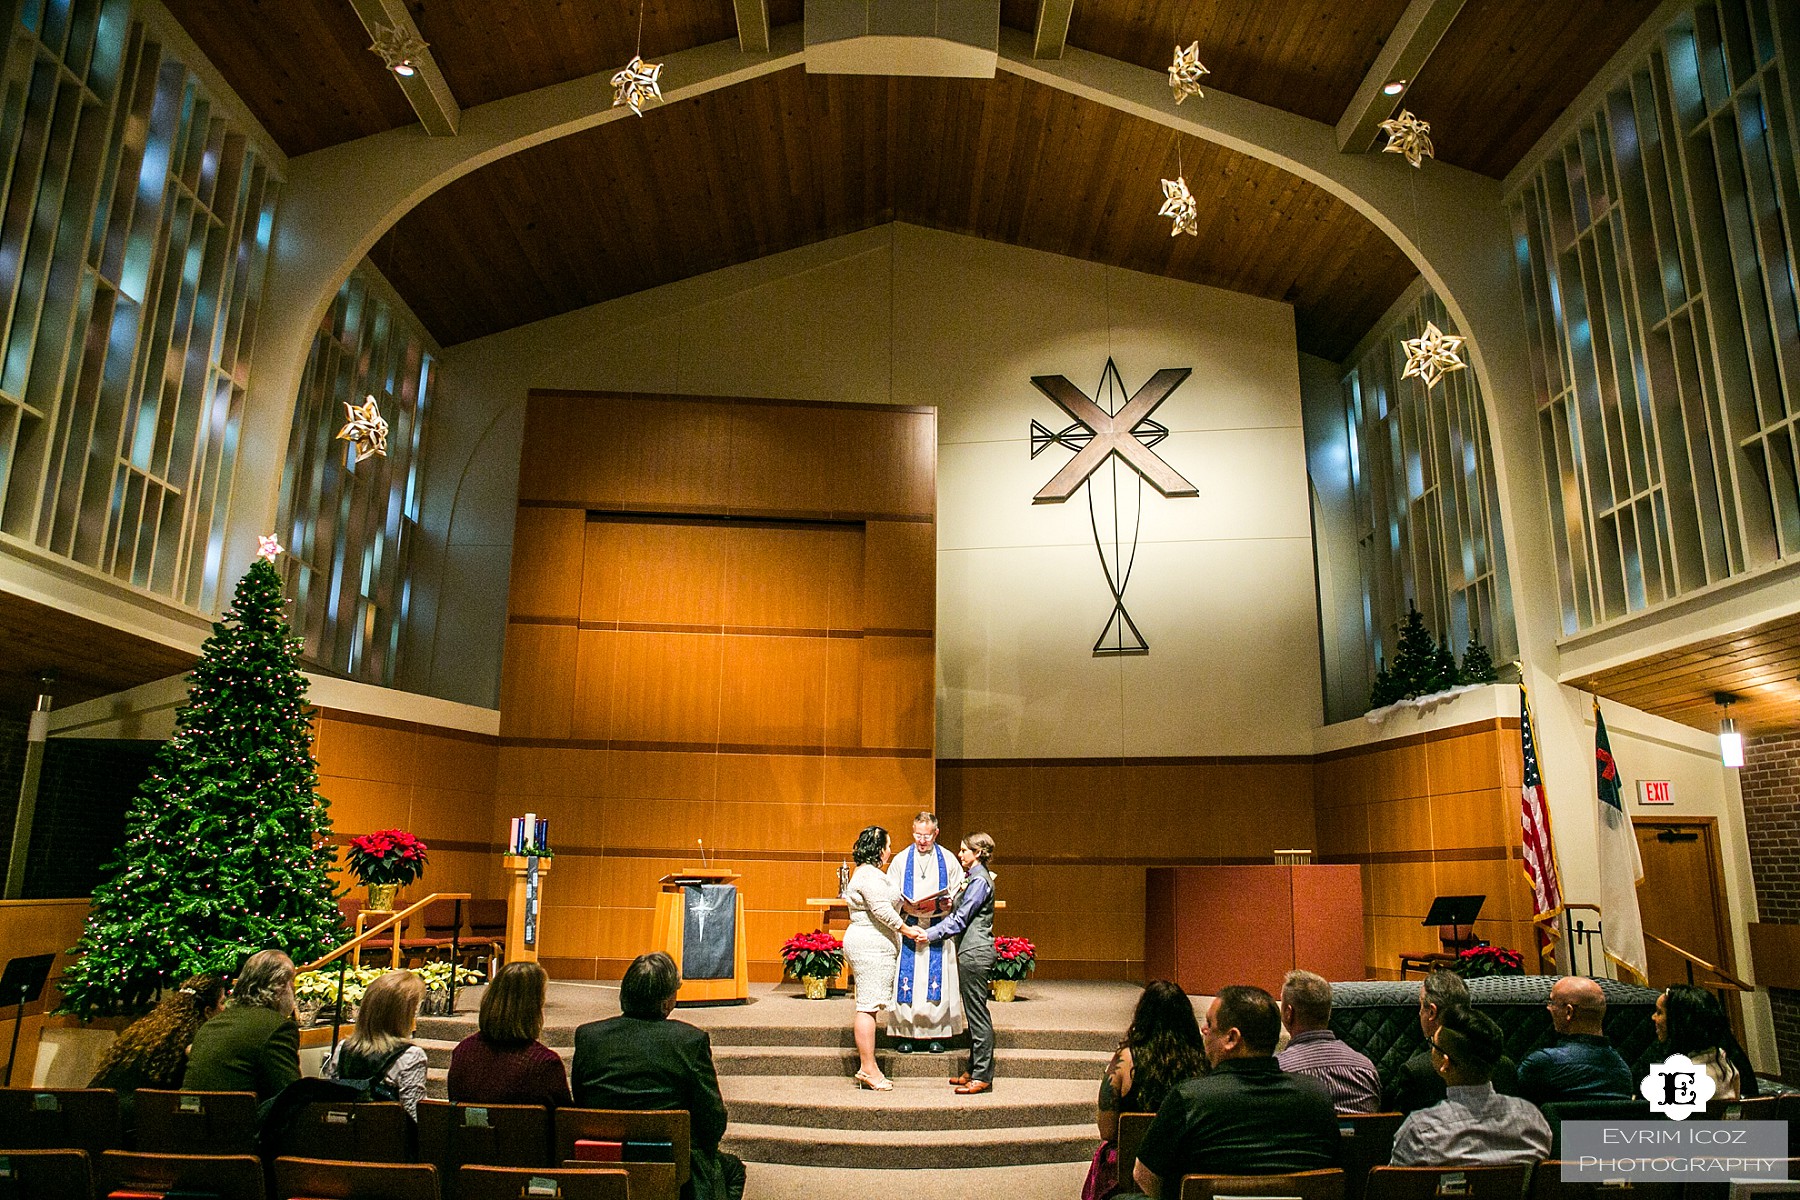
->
xmin=1520 ymin=686 xmax=1563 ymax=945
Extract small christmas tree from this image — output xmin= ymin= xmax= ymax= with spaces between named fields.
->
xmin=1461 ymin=635 xmax=1498 ymax=683
xmin=1369 ymin=656 xmax=1403 ymax=709
xmin=60 ymin=544 xmax=344 ymax=1016
xmin=1390 ymin=603 xmax=1440 ymax=699
xmin=1431 ymin=635 xmax=1462 ymax=694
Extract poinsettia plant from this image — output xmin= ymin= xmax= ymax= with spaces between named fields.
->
xmin=1454 ymin=944 xmax=1524 ymax=978
xmin=345 ymin=828 xmax=430 ymax=887
xmin=780 ymin=930 xmax=844 ymax=979
xmin=992 ymin=935 xmax=1038 ymax=981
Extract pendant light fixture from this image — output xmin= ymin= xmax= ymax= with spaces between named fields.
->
xmin=1715 ymin=692 xmax=1744 ymax=768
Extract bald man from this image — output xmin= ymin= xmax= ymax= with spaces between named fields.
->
xmin=1515 ymin=976 xmax=1634 ymax=1106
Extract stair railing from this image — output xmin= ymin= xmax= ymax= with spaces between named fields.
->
xmin=301 ymin=891 xmax=472 ymax=1049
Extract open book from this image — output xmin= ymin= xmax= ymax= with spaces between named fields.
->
xmin=901 ymin=884 xmax=953 ymax=917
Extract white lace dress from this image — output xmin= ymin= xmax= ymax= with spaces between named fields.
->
xmin=842 ymin=863 xmax=904 ymax=1012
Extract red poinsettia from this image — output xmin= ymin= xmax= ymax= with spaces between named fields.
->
xmin=1454 ymin=944 xmax=1524 ymax=978
xmin=346 ymin=828 xmax=430 ymax=887
xmin=993 ymin=935 xmax=1038 ymax=981
xmin=780 ymin=930 xmax=845 ymax=979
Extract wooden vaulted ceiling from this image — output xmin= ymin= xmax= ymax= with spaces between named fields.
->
xmin=0 ymin=591 xmax=196 ymax=715
xmin=163 ymin=1 xmax=1665 ymax=359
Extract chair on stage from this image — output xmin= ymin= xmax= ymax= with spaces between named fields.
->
xmin=0 ymin=1148 xmax=90 ymax=1200
xmin=0 ymin=1087 xmax=120 ymax=1160
xmin=1117 ymin=1112 xmax=1155 ymax=1190
xmin=133 ymin=1088 xmax=261 ymax=1154
xmin=274 ymin=1155 xmax=440 ymax=1200
xmin=554 ymin=1108 xmax=688 ymax=1200
xmin=466 ymin=899 xmax=508 ymax=969
xmin=1339 ymin=1112 xmax=1405 ymax=1200
xmin=1180 ymin=1168 xmax=1346 ymax=1200
xmin=275 ymin=1100 xmax=413 ymax=1163
xmin=459 ymin=1164 xmax=630 ymax=1200
xmin=401 ymin=899 xmax=465 ymax=965
xmin=101 ymin=1149 xmax=266 ymax=1200
xmin=1364 ymin=1165 xmax=1530 ymax=1200
xmin=1527 ymin=1161 xmax=1680 ymax=1200
xmin=418 ymin=1099 xmax=552 ymax=1195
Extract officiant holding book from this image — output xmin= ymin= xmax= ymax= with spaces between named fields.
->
xmin=886 ymin=811 xmax=964 ymax=1052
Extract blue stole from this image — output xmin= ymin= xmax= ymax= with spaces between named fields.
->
xmin=895 ymin=844 xmax=949 ymax=1005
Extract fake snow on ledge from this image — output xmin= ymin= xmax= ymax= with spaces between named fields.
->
xmin=1363 ymin=683 xmax=1487 ymax=725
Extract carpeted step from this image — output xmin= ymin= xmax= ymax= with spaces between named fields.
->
xmin=712 ymin=1044 xmax=1110 ymax=1080
xmin=719 ymin=1074 xmax=1092 ymax=1132
xmin=415 ymin=1018 xmax=1116 ymax=1053
xmin=723 ymin=1119 xmax=1098 ymax=1169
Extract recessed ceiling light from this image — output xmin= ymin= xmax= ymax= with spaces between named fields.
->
xmin=1383 ymin=79 xmax=1408 ymax=96
xmin=370 ymin=24 xmax=428 ymax=79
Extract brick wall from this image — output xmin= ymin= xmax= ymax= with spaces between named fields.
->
xmin=1742 ymin=730 xmax=1800 ymax=1083
xmin=0 ymin=725 xmax=160 ymax=899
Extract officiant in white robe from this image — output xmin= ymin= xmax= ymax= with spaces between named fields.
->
xmin=885 ymin=811 xmax=965 ymax=1050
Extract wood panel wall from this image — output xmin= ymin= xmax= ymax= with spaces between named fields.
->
xmin=313 ymin=710 xmax=500 ymax=905
xmin=0 ymin=898 xmax=88 ymax=1081
xmin=935 ymin=758 xmax=1317 ymax=980
xmin=1314 ymin=718 xmax=1540 ymax=978
xmin=500 ymin=391 xmax=937 ymax=981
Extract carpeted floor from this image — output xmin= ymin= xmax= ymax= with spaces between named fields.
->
xmin=745 ymin=1160 xmax=1092 ymax=1200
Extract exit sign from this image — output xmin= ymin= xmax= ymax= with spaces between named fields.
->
xmin=1638 ymin=780 xmax=1674 ymax=806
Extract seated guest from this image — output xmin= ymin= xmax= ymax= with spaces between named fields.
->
xmin=1391 ymin=1004 xmax=1550 ymax=1166
xmin=1515 ymin=976 xmax=1633 ymax=1106
xmin=1276 ymin=970 xmax=1380 ymax=1113
xmin=572 ymin=952 xmax=746 ymax=1200
xmin=1383 ymin=968 xmax=1517 ymax=1114
xmin=1085 ymin=980 xmax=1209 ymax=1200
xmin=1131 ymin=986 xmax=1342 ymax=1197
xmin=182 ymin=950 xmax=302 ymax=1101
xmin=90 ymin=973 xmax=227 ymax=1131
xmin=449 ymin=961 xmax=571 ymax=1107
xmin=322 ymin=969 xmax=428 ymax=1118
xmin=1654 ymin=983 xmax=1759 ymax=1100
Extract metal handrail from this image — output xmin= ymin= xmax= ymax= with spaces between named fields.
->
xmin=301 ymin=891 xmax=473 ymax=1052
xmin=1643 ymin=931 xmax=1754 ymax=992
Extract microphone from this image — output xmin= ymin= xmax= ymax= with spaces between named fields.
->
xmin=697 ymin=838 xmax=710 ymax=869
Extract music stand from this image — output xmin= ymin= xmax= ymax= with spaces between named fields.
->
xmin=1421 ymin=895 xmax=1486 ymax=953
xmin=1 ymin=953 xmax=54 ymax=1086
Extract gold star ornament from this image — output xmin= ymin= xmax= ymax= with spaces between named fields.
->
xmin=258 ymin=535 xmax=283 ymax=561
xmin=1400 ymin=321 xmax=1467 ymax=389
xmin=336 ymin=395 xmax=390 ymax=463
xmin=612 ymin=55 xmax=663 ymax=116
xmin=1379 ymin=109 xmax=1435 ymax=168
xmin=1169 ymin=42 xmax=1209 ymax=103
xmin=1159 ymin=176 xmax=1199 ymax=237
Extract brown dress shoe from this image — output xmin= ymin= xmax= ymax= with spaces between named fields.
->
xmin=954 ymin=1080 xmax=992 ymax=1094
xmin=948 ymin=1072 xmax=972 ymax=1086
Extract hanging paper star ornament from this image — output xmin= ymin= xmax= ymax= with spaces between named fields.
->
xmin=257 ymin=535 xmax=283 ymax=561
xmin=1379 ymin=109 xmax=1435 ymax=168
xmin=1169 ymin=42 xmax=1209 ymax=103
xmin=1400 ymin=321 xmax=1467 ymax=389
xmin=611 ymin=55 xmax=663 ymax=116
xmin=336 ymin=395 xmax=389 ymax=463
xmin=1159 ymin=176 xmax=1199 ymax=237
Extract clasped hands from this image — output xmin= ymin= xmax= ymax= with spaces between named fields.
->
xmin=902 ymin=925 xmax=932 ymax=943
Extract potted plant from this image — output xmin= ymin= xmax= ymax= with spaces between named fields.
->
xmin=345 ymin=828 xmax=430 ymax=911
xmin=415 ymin=961 xmax=485 ymax=1015
xmin=1453 ymin=944 xmax=1525 ymax=978
xmin=990 ymin=936 xmax=1037 ymax=1001
xmin=293 ymin=965 xmax=384 ymax=1026
xmin=779 ymin=930 xmax=845 ymax=999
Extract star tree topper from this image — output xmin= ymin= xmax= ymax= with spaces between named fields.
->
xmin=336 ymin=394 xmax=389 ymax=463
xmin=258 ymin=535 xmax=283 ymax=561
xmin=612 ymin=55 xmax=663 ymax=116
xmin=1380 ymin=109 xmax=1435 ymax=168
xmin=1159 ymin=176 xmax=1199 ymax=237
xmin=1169 ymin=42 xmax=1209 ymax=103
xmin=1401 ymin=321 xmax=1467 ymax=389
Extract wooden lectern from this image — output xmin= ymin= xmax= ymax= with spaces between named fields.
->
xmin=503 ymin=854 xmax=553 ymax=966
xmin=655 ymin=869 xmax=748 ymax=1004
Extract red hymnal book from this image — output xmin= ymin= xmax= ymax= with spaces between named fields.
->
xmin=573 ymin=1138 xmax=624 ymax=1162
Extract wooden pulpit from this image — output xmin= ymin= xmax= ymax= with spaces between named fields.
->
xmin=655 ymin=869 xmax=748 ymax=1004
xmin=503 ymin=854 xmax=553 ymax=966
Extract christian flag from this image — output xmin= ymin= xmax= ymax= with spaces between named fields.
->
xmin=1520 ymin=685 xmax=1564 ymax=947
xmin=1595 ymin=702 xmax=1648 ymax=982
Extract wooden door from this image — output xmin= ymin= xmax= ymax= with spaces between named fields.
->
xmin=1632 ymin=818 xmax=1743 ymax=1038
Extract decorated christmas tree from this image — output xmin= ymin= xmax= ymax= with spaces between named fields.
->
xmin=1390 ymin=603 xmax=1440 ymax=699
xmin=1369 ymin=655 xmax=1404 ymax=709
xmin=1430 ymin=635 xmax=1462 ymax=694
xmin=1461 ymin=635 xmax=1499 ymax=683
xmin=60 ymin=543 xmax=344 ymax=1016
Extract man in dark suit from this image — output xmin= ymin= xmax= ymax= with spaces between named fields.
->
xmin=181 ymin=949 xmax=301 ymax=1101
xmin=1383 ymin=968 xmax=1517 ymax=1114
xmin=572 ymin=952 xmax=745 ymax=1200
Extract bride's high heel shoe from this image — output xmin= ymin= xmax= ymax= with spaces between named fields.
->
xmin=854 ymin=1070 xmax=893 ymax=1091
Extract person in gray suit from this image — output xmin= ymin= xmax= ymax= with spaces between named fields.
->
xmin=571 ymin=952 xmax=745 ymax=1200
xmin=909 ymin=832 xmax=998 ymax=1094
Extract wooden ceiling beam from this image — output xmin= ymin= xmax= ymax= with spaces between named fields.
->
xmin=1033 ymin=0 xmax=1075 ymax=60
xmin=347 ymin=0 xmax=461 ymax=137
xmin=735 ymin=0 xmax=771 ymax=54
xmin=1334 ymin=0 xmax=1465 ymax=154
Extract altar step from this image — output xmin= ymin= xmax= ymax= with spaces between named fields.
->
xmin=415 ymin=1014 xmax=1116 ymax=1054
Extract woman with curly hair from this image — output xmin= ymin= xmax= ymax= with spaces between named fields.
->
xmin=1082 ymin=979 xmax=1209 ymax=1200
xmin=89 ymin=973 xmax=228 ymax=1130
xmin=1653 ymin=983 xmax=1759 ymax=1100
xmin=842 ymin=824 xmax=904 ymax=1091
